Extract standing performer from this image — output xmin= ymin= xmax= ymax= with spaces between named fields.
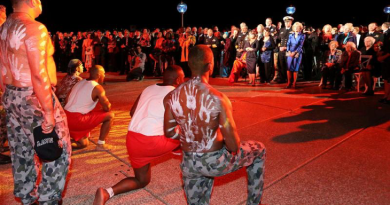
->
xmin=0 ymin=0 xmax=71 ymax=204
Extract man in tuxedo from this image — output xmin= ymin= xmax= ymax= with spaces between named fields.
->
xmin=235 ymin=24 xmax=248 ymax=58
xmin=197 ymin=27 xmax=206 ymax=45
xmin=382 ymin=22 xmax=390 ymax=53
xmin=204 ymin=29 xmax=220 ymax=77
xmin=119 ymin=30 xmax=131 ymax=75
xmin=366 ymin=23 xmax=384 ymax=43
xmin=92 ymin=30 xmax=108 ymax=67
xmin=273 ymin=16 xmax=293 ymax=83
xmin=265 ymin=18 xmax=277 ymax=33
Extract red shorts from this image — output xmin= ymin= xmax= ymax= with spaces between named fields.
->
xmin=65 ymin=110 xmax=108 ymax=141
xmin=126 ymin=131 xmax=180 ymax=169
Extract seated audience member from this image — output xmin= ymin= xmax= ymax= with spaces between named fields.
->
xmin=64 ymin=65 xmax=115 ymax=150
xmin=126 ymin=45 xmax=147 ymax=81
xmin=93 ymin=66 xmax=185 ymax=205
xmin=56 ymin=59 xmax=84 ymax=107
xmin=164 ymin=45 xmax=266 ymax=205
xmin=228 ymin=52 xmax=247 ymax=83
xmin=321 ymin=41 xmax=342 ymax=89
xmin=340 ymin=42 xmax=361 ymax=91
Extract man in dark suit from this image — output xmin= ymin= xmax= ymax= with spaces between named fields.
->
xmin=92 ymin=30 xmax=108 ymax=67
xmin=381 ymin=22 xmax=390 ymax=53
xmin=235 ymin=24 xmax=248 ymax=59
xmin=273 ymin=16 xmax=293 ymax=83
xmin=366 ymin=23 xmax=384 ymax=43
xmin=119 ymin=30 xmax=132 ymax=75
xmin=204 ymin=29 xmax=220 ymax=77
xmin=265 ymin=18 xmax=277 ymax=34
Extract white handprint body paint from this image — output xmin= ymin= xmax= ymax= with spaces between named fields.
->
xmin=9 ymin=24 xmax=26 ymax=50
xmin=184 ymin=77 xmax=199 ymax=110
xmin=25 ymin=36 xmax=39 ymax=51
xmin=199 ymin=93 xmax=218 ymax=123
xmin=9 ymin=54 xmax=23 ymax=81
xmin=170 ymin=77 xmax=220 ymax=152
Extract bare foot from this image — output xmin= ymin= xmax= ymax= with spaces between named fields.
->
xmin=93 ymin=188 xmax=110 ymax=205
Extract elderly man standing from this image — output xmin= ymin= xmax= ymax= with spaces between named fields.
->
xmin=0 ymin=0 xmax=71 ymax=204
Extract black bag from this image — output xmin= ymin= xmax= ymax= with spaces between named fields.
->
xmin=33 ymin=126 xmax=62 ymax=162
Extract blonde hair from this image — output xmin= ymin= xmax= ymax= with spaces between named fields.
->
xmin=344 ymin=23 xmax=353 ymax=32
xmin=292 ymin=22 xmax=303 ymax=32
xmin=322 ymin=24 xmax=332 ymax=34
xmin=257 ymin=24 xmax=264 ymax=33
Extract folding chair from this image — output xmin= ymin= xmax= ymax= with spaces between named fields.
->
xmin=354 ymin=55 xmax=372 ymax=92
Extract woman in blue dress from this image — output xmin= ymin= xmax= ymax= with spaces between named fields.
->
xmin=259 ymin=28 xmax=276 ymax=83
xmin=286 ymin=22 xmax=306 ymax=88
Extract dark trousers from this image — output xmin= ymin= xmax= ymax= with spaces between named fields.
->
xmin=303 ymin=51 xmax=313 ymax=80
xmin=278 ymin=51 xmax=288 ymax=82
xmin=212 ymin=51 xmax=220 ymax=77
xmin=94 ymin=54 xmax=105 ymax=67
xmin=119 ymin=52 xmax=128 ymax=75
xmin=126 ymin=67 xmax=143 ymax=81
xmin=344 ymin=70 xmax=353 ymax=89
xmin=322 ymin=65 xmax=338 ymax=88
xmin=263 ymin=62 xmax=273 ymax=82
xmin=108 ymin=53 xmax=117 ymax=72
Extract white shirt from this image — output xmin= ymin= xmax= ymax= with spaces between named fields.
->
xmin=64 ymin=79 xmax=99 ymax=114
xmin=128 ymin=84 xmax=175 ymax=136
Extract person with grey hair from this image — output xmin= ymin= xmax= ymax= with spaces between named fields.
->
xmin=359 ymin=36 xmax=378 ymax=95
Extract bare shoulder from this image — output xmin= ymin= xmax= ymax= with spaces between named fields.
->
xmin=24 ymin=21 xmax=47 ymax=35
xmin=94 ymin=84 xmax=105 ymax=94
xmin=206 ymin=85 xmax=231 ymax=107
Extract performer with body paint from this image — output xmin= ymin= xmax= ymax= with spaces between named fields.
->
xmin=0 ymin=0 xmax=71 ymax=204
xmin=164 ymin=45 xmax=266 ymax=205
xmin=93 ymin=66 xmax=185 ymax=205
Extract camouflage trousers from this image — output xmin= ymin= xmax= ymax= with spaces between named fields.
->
xmin=0 ymin=91 xmax=7 ymax=152
xmin=2 ymin=85 xmax=71 ymax=205
xmin=181 ymin=141 xmax=266 ymax=205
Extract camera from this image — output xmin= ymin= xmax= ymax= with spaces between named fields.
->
xmin=128 ymin=47 xmax=137 ymax=56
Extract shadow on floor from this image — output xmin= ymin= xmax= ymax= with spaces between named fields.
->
xmin=272 ymin=90 xmax=390 ymax=143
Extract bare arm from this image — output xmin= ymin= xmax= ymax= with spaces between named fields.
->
xmin=25 ymin=24 xmax=54 ymax=133
xmin=46 ymin=37 xmax=57 ymax=86
xmin=163 ymin=95 xmax=179 ymax=139
xmin=218 ymin=94 xmax=240 ymax=153
xmin=130 ymin=94 xmax=141 ymax=117
xmin=93 ymin=85 xmax=111 ymax=112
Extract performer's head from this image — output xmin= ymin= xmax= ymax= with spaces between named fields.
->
xmin=162 ymin=65 xmax=185 ymax=87
xmin=89 ymin=65 xmax=106 ymax=84
xmin=12 ymin=0 xmax=43 ymax=18
xmin=188 ymin=45 xmax=214 ymax=77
